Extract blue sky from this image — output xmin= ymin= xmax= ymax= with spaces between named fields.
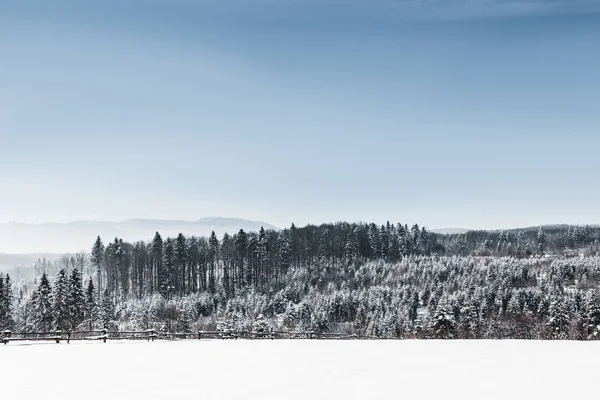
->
xmin=1 ymin=0 xmax=600 ymax=230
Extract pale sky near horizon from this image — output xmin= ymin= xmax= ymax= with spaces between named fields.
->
xmin=2 ymin=1 xmax=600 ymax=231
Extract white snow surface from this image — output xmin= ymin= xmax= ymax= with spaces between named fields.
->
xmin=1 ymin=340 xmax=597 ymax=399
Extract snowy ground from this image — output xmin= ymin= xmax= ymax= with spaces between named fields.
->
xmin=1 ymin=340 xmax=598 ymax=399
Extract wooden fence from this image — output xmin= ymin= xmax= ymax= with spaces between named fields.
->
xmin=2 ymin=329 xmax=362 ymax=344
xmin=1 ymin=329 xmax=157 ymax=344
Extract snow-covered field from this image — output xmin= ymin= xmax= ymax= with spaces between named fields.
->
xmin=1 ymin=340 xmax=597 ymax=399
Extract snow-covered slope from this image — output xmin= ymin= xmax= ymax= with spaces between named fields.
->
xmin=0 ymin=218 xmax=279 ymax=254
xmin=1 ymin=340 xmax=598 ymax=399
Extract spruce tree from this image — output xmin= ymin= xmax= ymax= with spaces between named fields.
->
xmin=53 ymin=269 xmax=69 ymax=330
xmin=91 ymin=236 xmax=105 ymax=295
xmin=408 ymin=292 xmax=420 ymax=323
xmin=151 ymin=232 xmax=164 ymax=294
xmin=67 ymin=268 xmax=85 ymax=330
xmin=33 ymin=272 xmax=54 ymax=331
xmin=429 ymin=298 xmax=456 ymax=339
xmin=585 ymin=291 xmax=600 ymax=339
xmin=548 ymin=298 xmax=570 ymax=339
xmin=537 ymin=228 xmax=547 ymax=256
xmin=161 ymin=239 xmax=175 ymax=299
xmin=0 ymin=277 xmax=5 ymax=330
xmin=208 ymin=231 xmax=219 ymax=293
xmin=3 ymin=274 xmax=14 ymax=330
xmin=100 ymin=289 xmax=116 ymax=329
xmin=84 ymin=279 xmax=97 ymax=331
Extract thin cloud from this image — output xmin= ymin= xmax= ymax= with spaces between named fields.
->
xmin=230 ymin=0 xmax=600 ymax=19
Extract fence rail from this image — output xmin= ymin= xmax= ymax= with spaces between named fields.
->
xmin=2 ymin=329 xmax=363 ymax=344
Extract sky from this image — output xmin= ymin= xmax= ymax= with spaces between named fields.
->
xmin=1 ymin=0 xmax=600 ymax=231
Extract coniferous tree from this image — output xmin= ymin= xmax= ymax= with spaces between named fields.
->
xmin=100 ymin=289 xmax=116 ymax=329
xmin=585 ymin=291 xmax=600 ymax=339
xmin=175 ymin=233 xmax=187 ymax=294
xmin=430 ymin=298 xmax=456 ymax=339
xmin=161 ymin=239 xmax=175 ymax=299
xmin=208 ymin=231 xmax=219 ymax=293
xmin=537 ymin=228 xmax=547 ymax=256
xmin=91 ymin=236 xmax=105 ymax=295
xmin=67 ymin=268 xmax=85 ymax=330
xmin=84 ymin=278 xmax=97 ymax=331
xmin=53 ymin=269 xmax=69 ymax=330
xmin=548 ymin=298 xmax=570 ymax=339
xmin=235 ymin=229 xmax=248 ymax=288
xmin=0 ymin=276 xmax=8 ymax=330
xmin=32 ymin=272 xmax=54 ymax=331
xmin=408 ymin=292 xmax=419 ymax=324
xmin=151 ymin=232 xmax=164 ymax=294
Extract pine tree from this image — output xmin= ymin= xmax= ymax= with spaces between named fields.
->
xmin=100 ymin=289 xmax=116 ymax=329
xmin=208 ymin=231 xmax=219 ymax=293
xmin=429 ymin=298 xmax=456 ymax=339
xmin=91 ymin=236 xmax=105 ymax=295
xmin=408 ymin=292 xmax=420 ymax=323
xmin=53 ymin=269 xmax=70 ymax=330
xmin=175 ymin=233 xmax=187 ymax=294
xmin=0 ymin=277 xmax=5 ymax=330
xmin=368 ymin=223 xmax=381 ymax=258
xmin=151 ymin=232 xmax=163 ymax=294
xmin=178 ymin=309 xmax=193 ymax=334
xmin=84 ymin=279 xmax=97 ymax=331
xmin=410 ymin=224 xmax=421 ymax=255
xmin=548 ymin=298 xmax=570 ymax=339
xmin=537 ymin=228 xmax=547 ymax=256
xmin=1 ymin=274 xmax=14 ymax=330
xmin=380 ymin=312 xmax=397 ymax=338
xmin=67 ymin=268 xmax=85 ymax=330
xmin=585 ymin=290 xmax=600 ymax=339
xmin=344 ymin=228 xmax=360 ymax=263
xmin=0 ymin=274 xmax=12 ymax=330
xmin=235 ymin=229 xmax=248 ymax=287
xmin=33 ymin=272 xmax=54 ymax=331
xmin=161 ymin=239 xmax=175 ymax=299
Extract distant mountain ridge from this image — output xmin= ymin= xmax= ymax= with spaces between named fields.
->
xmin=0 ymin=218 xmax=279 ymax=254
xmin=430 ymin=228 xmax=470 ymax=235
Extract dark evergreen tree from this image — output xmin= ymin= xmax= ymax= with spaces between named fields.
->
xmin=429 ymin=298 xmax=456 ymax=339
xmin=537 ymin=228 xmax=547 ymax=256
xmin=32 ymin=272 xmax=54 ymax=331
xmin=548 ymin=298 xmax=570 ymax=339
xmin=84 ymin=278 xmax=97 ymax=331
xmin=53 ymin=269 xmax=69 ymax=330
xmin=67 ymin=268 xmax=85 ymax=330
xmin=91 ymin=236 xmax=105 ymax=295
xmin=100 ymin=289 xmax=116 ymax=329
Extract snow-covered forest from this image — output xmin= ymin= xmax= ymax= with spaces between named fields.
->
xmin=3 ymin=222 xmax=600 ymax=339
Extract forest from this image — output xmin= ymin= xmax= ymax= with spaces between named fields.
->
xmin=2 ymin=222 xmax=600 ymax=340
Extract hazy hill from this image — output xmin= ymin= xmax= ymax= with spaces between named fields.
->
xmin=0 ymin=218 xmax=279 ymax=254
xmin=430 ymin=228 xmax=470 ymax=235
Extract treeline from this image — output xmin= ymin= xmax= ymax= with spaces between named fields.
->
xmin=88 ymin=222 xmax=441 ymax=301
xmin=439 ymin=225 xmax=600 ymax=257
xmin=88 ymin=222 xmax=600 ymax=302
xmin=5 ymin=269 xmax=102 ymax=333
xmin=4 ymin=221 xmax=600 ymax=339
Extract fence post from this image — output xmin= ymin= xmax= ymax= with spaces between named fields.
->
xmin=102 ymin=329 xmax=107 ymax=343
xmin=67 ymin=331 xmax=71 ymax=344
xmin=2 ymin=330 xmax=10 ymax=345
xmin=55 ymin=330 xmax=62 ymax=344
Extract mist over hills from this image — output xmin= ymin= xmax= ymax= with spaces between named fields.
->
xmin=0 ymin=218 xmax=279 ymax=255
